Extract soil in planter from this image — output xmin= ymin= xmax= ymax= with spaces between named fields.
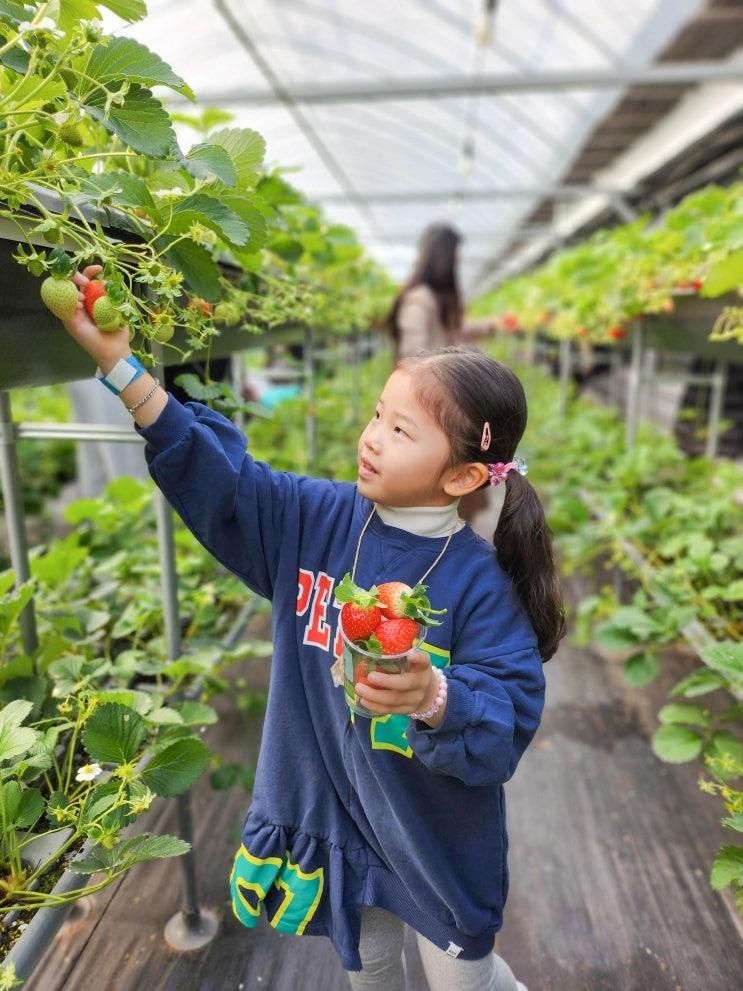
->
xmin=0 ymin=832 xmax=87 ymax=960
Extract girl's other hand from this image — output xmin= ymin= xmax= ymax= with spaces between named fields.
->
xmin=355 ymin=649 xmax=436 ymax=716
xmin=61 ymin=264 xmax=132 ymax=372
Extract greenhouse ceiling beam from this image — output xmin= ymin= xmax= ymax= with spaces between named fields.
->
xmin=213 ymin=0 xmax=382 ymax=235
xmin=195 ymin=61 xmax=743 ymax=106
xmin=315 ymin=184 xmax=630 ymax=204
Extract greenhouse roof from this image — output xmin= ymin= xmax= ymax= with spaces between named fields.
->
xmin=109 ymin=1 xmax=743 ymax=297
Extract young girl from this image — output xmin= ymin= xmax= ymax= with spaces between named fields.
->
xmin=62 ymin=265 xmax=566 ymax=991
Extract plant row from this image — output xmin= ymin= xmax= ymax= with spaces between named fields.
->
xmin=486 ymin=338 xmax=743 ymax=912
xmin=471 ymin=183 xmax=743 ymax=347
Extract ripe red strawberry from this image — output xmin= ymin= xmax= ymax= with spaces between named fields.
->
xmin=340 ymin=601 xmax=381 ymax=642
xmin=376 ymin=581 xmax=446 ymax=627
xmin=354 ymin=660 xmax=375 ymax=690
xmin=366 ymin=618 xmax=419 ymax=656
xmin=335 ymin=573 xmax=381 ymax=642
xmin=83 ymin=279 xmax=106 ymax=319
xmin=608 ymin=326 xmax=626 ymax=340
xmin=40 ymin=276 xmax=78 ymax=320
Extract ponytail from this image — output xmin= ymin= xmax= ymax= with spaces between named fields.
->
xmin=493 ymin=473 xmax=566 ymax=661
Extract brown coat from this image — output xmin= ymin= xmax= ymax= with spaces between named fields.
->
xmin=396 ymin=284 xmax=492 ymax=361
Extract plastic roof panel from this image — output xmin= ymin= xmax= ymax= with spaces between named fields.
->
xmin=112 ymin=0 xmax=706 ymax=292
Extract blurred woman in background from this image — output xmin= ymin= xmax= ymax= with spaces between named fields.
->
xmin=388 ymin=223 xmax=493 ymax=362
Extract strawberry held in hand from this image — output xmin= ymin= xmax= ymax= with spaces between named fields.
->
xmin=365 ymin=617 xmax=419 ymax=656
xmin=334 ymin=573 xmax=381 ymax=641
xmin=40 ymin=276 xmax=78 ymax=320
xmin=376 ymin=581 xmax=446 ymax=627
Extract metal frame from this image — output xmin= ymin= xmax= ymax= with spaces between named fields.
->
xmin=188 ymin=61 xmax=743 ymax=107
xmin=624 ymin=321 xmax=729 ymax=458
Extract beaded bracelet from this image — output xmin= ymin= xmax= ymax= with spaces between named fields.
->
xmin=126 ymin=378 xmax=161 ymax=415
xmin=410 ymin=667 xmax=448 ymax=722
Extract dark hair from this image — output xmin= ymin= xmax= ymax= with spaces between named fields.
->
xmin=400 ymin=345 xmax=566 ymax=662
xmin=387 ymin=223 xmax=464 ymax=351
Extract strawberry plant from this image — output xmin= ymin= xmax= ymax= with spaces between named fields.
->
xmin=0 ymin=1 xmax=393 ymax=396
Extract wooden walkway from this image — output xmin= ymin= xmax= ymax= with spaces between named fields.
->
xmin=25 ymin=582 xmax=743 ymax=990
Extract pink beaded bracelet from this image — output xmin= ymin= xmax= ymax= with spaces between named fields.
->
xmin=410 ymin=667 xmax=448 ymax=722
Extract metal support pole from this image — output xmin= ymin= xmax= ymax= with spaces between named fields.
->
xmin=231 ymin=351 xmax=246 ymax=433
xmin=610 ymin=346 xmax=623 ymax=411
xmin=626 ymin=322 xmax=645 ymax=448
xmin=705 ymin=361 xmax=728 ymax=460
xmin=304 ymin=325 xmax=317 ymax=473
xmin=558 ymin=338 xmax=571 ymax=416
xmin=149 ymin=344 xmax=218 ymax=951
xmin=640 ymin=348 xmax=657 ymax=423
xmin=0 ymin=391 xmax=38 ymax=654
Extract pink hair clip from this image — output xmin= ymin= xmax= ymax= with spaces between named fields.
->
xmin=487 ymin=457 xmax=528 ymax=487
xmin=480 ymin=421 xmax=491 ymax=452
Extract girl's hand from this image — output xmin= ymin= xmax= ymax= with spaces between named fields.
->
xmin=61 ymin=264 xmax=132 ymax=371
xmin=355 ymin=649 xmax=438 ymax=717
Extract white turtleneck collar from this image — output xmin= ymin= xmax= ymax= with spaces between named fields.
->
xmin=374 ymin=500 xmax=465 ymax=538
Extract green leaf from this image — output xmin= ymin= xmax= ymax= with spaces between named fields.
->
xmin=161 ymin=237 xmax=221 ymax=301
xmin=720 ymin=580 xmax=743 ymax=602
xmin=0 ymin=1 xmax=29 ymax=23
xmin=710 ymin=845 xmax=743 ymax=891
xmin=170 ymin=193 xmax=250 ymax=246
xmin=623 ymin=652 xmax=659 ymax=687
xmin=174 ymin=701 xmax=218 ymax=726
xmin=722 ymin=812 xmax=743 ymax=833
xmin=208 ymin=128 xmax=265 ymax=186
xmin=0 ymin=781 xmax=44 ymax=830
xmin=704 ymin=731 xmax=743 ymax=780
xmin=75 ymin=171 xmax=156 ymax=211
xmin=82 ymin=703 xmax=147 ymax=765
xmin=98 ymin=0 xmax=147 ymax=22
xmin=657 ymin=703 xmax=711 ymax=728
xmin=68 ymin=833 xmax=190 ymax=875
xmin=700 ymin=251 xmax=743 ymax=297
xmin=0 ymin=700 xmax=37 ymax=763
xmin=701 ymin=642 xmax=743 ymax=679
xmin=141 ymin=738 xmax=210 ymax=796
xmin=83 ymin=37 xmax=194 ymax=99
xmin=269 ymin=235 xmax=304 ymax=264
xmin=670 ymin=668 xmax=726 ymax=698
xmin=651 ymin=724 xmax=704 ymax=763
xmin=82 ymin=84 xmax=176 ymax=158
xmin=184 ymin=143 xmax=238 ymax=186
xmin=220 ymin=192 xmax=268 ymax=254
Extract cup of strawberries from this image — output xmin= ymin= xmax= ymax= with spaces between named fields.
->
xmin=334 ymin=575 xmax=446 ymax=718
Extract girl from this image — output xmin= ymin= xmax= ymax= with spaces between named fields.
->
xmin=62 ymin=265 xmax=566 ymax=991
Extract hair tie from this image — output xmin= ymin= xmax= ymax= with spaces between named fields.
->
xmin=487 ymin=457 xmax=528 ymax=487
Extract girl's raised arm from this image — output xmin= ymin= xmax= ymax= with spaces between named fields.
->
xmin=59 ymin=266 xmax=296 ymax=600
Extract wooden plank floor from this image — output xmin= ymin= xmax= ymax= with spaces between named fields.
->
xmin=25 ymin=591 xmax=743 ymax=990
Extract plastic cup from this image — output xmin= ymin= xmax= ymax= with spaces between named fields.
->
xmin=340 ymin=619 xmax=427 ymax=718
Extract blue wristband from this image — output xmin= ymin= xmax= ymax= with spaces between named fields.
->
xmin=96 ymin=356 xmax=146 ymax=396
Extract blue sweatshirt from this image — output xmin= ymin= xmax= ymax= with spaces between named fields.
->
xmin=134 ymin=394 xmax=546 ymax=971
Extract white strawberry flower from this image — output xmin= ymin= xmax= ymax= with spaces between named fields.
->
xmin=18 ymin=18 xmax=64 ymax=38
xmin=153 ymin=187 xmax=185 ymax=200
xmin=75 ymin=762 xmax=102 ymax=782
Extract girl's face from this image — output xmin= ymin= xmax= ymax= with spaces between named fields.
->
xmin=357 ymin=368 xmax=454 ymax=506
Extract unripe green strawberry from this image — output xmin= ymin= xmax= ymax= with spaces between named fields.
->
xmin=92 ymin=295 xmax=122 ymax=332
xmin=214 ymin=301 xmax=241 ymax=325
xmin=58 ymin=122 xmax=83 ymax=147
xmin=153 ymin=321 xmax=174 ymax=343
xmin=40 ymin=276 xmax=78 ymax=320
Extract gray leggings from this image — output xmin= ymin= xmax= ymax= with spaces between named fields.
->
xmin=347 ymin=906 xmax=527 ymax=991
